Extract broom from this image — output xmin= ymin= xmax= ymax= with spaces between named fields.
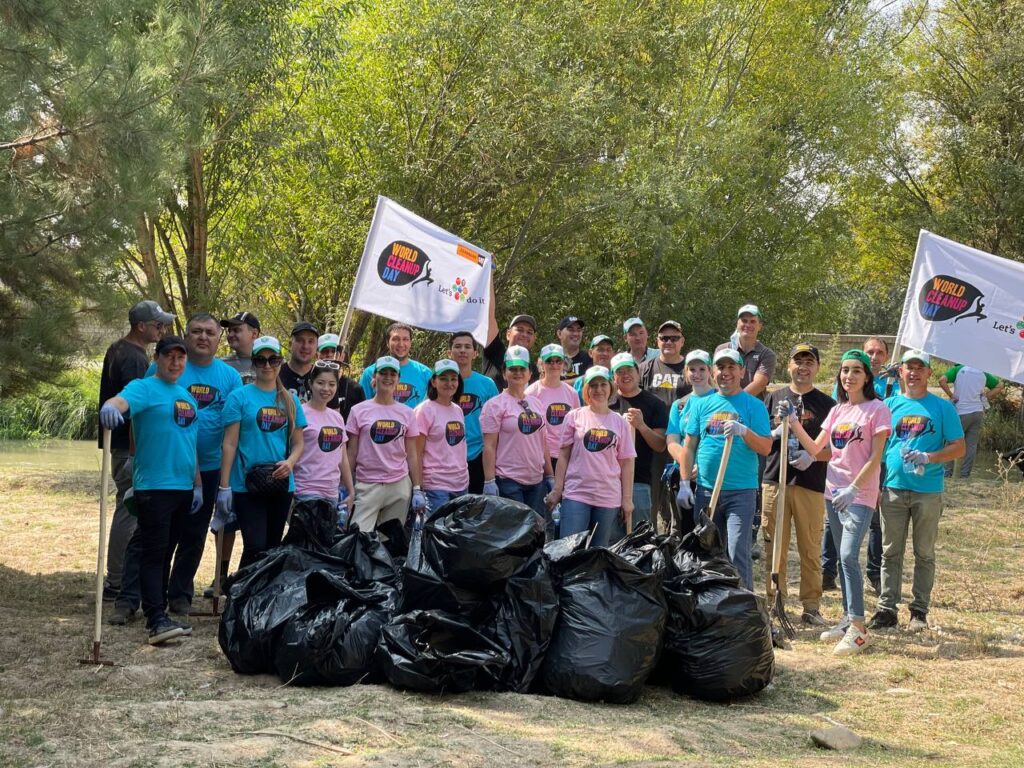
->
xmin=772 ymin=418 xmax=797 ymax=640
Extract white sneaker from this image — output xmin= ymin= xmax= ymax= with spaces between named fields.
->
xmin=820 ymin=616 xmax=851 ymax=642
xmin=833 ymin=625 xmax=872 ymax=656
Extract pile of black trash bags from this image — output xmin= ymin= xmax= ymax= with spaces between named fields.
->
xmin=218 ymin=495 xmax=774 ymax=703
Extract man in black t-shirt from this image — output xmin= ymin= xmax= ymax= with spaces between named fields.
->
xmin=556 ymin=316 xmax=589 ymax=380
xmin=98 ymin=300 xmax=173 ymax=601
xmin=609 ymin=353 xmax=668 ymax=531
xmin=762 ymin=343 xmax=835 ymax=627
xmin=481 ymin=313 xmax=539 ymax=389
xmin=638 ymin=320 xmax=692 ymax=533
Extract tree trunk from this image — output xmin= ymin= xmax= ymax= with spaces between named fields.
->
xmin=186 ymin=148 xmax=208 ymax=316
xmin=134 ymin=213 xmax=175 ymax=323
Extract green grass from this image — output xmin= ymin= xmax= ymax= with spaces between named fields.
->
xmin=0 ymin=366 xmax=99 ymax=440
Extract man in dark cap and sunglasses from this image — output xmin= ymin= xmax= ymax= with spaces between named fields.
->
xmin=220 ymin=311 xmax=261 ymax=385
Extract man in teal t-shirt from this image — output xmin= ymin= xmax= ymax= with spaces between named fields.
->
xmin=359 ymin=322 xmax=433 ymax=408
xmin=449 ymin=331 xmax=499 ymax=493
xmin=100 ymin=335 xmax=200 ymax=646
xmin=679 ymin=348 xmax=771 ymax=590
xmin=869 ymin=350 xmax=965 ymax=633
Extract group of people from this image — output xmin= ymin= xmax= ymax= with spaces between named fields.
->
xmin=98 ymin=297 xmax=999 ymax=655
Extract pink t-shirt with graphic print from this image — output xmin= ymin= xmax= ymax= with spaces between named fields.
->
xmin=414 ymin=399 xmax=469 ymax=492
xmin=525 ymin=380 xmax=581 ymax=458
xmin=294 ymin=403 xmax=348 ymax=498
xmin=820 ymin=398 xmax=892 ymax=508
xmin=560 ymin=407 xmax=637 ymax=507
xmin=479 ymin=391 xmax=547 ymax=485
xmin=345 ymin=400 xmax=421 ymax=484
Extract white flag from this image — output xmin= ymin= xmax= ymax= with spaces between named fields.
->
xmin=896 ymin=230 xmax=1024 ymax=383
xmin=349 ymin=196 xmax=492 ymax=344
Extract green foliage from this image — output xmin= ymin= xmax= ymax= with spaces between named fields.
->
xmin=0 ymin=368 xmax=100 ymax=441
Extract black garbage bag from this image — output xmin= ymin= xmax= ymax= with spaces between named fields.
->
xmin=480 ymin=551 xmax=559 ymax=692
xmin=282 ymin=498 xmax=338 ymax=550
xmin=377 ymin=610 xmax=511 ymax=693
xmin=659 ymin=515 xmax=774 ymax=701
xmin=422 ymin=495 xmax=544 ymax=589
xmin=219 ymin=546 xmax=350 ymax=674
xmin=541 ymin=547 xmax=666 ymax=704
xmin=542 ymin=530 xmax=589 ymax=562
xmin=273 ymin=570 xmax=396 ymax=686
xmin=609 ymin=521 xmax=673 ymax=574
xmin=398 ymin=520 xmax=490 ymax=616
xmin=328 ymin=527 xmax=401 ymax=586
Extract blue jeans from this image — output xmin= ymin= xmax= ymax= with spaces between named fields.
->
xmin=866 ymin=506 xmax=882 ymax=582
xmin=821 ymin=513 xmax=838 ymax=579
xmin=496 ymin=476 xmax=550 ymax=537
xmin=695 ymin=486 xmax=756 ymax=591
xmin=559 ymin=498 xmax=624 ymax=548
xmin=424 ymin=488 xmax=468 ymax=512
xmin=631 ymin=482 xmax=652 ymax=529
xmin=826 ymin=501 xmax=873 ymax=620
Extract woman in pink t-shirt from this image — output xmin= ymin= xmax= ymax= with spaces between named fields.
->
xmin=480 ymin=345 xmax=553 ymax=526
xmin=544 ymin=365 xmax=636 ymax=547
xmin=787 ymin=349 xmax=891 ymax=655
xmin=414 ymin=358 xmax=469 ymax=511
xmin=294 ymin=363 xmax=356 ymax=511
xmin=345 ymin=356 xmax=425 ymax=534
xmin=525 ymin=343 xmax=581 ymax=473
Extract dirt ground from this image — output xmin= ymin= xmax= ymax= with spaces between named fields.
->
xmin=1 ymin=461 xmax=1023 ymax=768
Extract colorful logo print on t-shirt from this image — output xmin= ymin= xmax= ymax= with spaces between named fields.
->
xmin=518 ymin=408 xmax=543 ymax=435
xmin=188 ymin=384 xmax=219 ymax=410
xmin=546 ymin=402 xmax=570 ymax=426
xmin=318 ymin=425 xmax=345 ymax=452
xmin=370 ymin=419 xmax=403 ymax=444
xmin=445 ymin=421 xmax=466 ymax=446
xmin=894 ymin=414 xmax=935 ymax=440
xmin=173 ymin=400 xmax=197 ymax=427
xmin=830 ymin=423 xmax=864 ymax=449
xmin=706 ymin=411 xmax=738 ymax=436
xmin=583 ymin=427 xmax=616 ymax=452
xmin=256 ymin=406 xmax=287 ymax=432
xmin=457 ymin=392 xmax=480 ymax=417
xmin=394 ymin=382 xmax=414 ymax=403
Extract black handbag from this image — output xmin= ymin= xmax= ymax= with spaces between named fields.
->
xmin=244 ymin=462 xmax=290 ymax=494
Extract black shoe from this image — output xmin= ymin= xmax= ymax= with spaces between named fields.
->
xmin=102 ymin=585 xmax=119 ymax=602
xmin=867 ymin=609 xmax=898 ymax=630
xmin=148 ymin=617 xmax=187 ymax=645
xmin=908 ymin=610 xmax=929 ymax=633
xmin=168 ymin=597 xmax=192 ymax=616
xmin=821 ymin=573 xmax=838 ymax=591
xmin=108 ymin=604 xmax=137 ymax=625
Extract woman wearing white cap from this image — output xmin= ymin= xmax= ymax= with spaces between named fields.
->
xmin=292 ymin=359 xmax=355 ymax=512
xmin=525 ymin=344 xmax=581 ymax=475
xmin=545 ymin=366 xmax=636 ymax=547
xmin=665 ymin=349 xmax=715 ymax=535
xmin=218 ymin=336 xmax=307 ymax=568
xmin=345 ymin=356 xmax=426 ymax=533
xmin=480 ymin=346 xmax=553 ymax=522
xmin=414 ymin=359 xmax=469 ymax=510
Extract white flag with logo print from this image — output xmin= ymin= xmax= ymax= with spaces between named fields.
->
xmin=896 ymin=230 xmax=1024 ymax=383
xmin=348 ymin=196 xmax=493 ymax=344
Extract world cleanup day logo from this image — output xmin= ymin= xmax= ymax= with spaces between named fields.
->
xmin=377 ymin=240 xmax=432 ymax=288
xmin=917 ymin=275 xmax=986 ymax=323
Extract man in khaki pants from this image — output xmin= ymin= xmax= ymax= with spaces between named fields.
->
xmin=762 ymin=344 xmax=836 ymax=626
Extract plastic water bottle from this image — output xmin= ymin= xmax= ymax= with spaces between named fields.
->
xmin=899 ymin=443 xmax=925 ymax=476
xmin=551 ymin=504 xmax=561 ymax=528
xmin=337 ymin=488 xmax=350 ymax=529
xmin=788 ymin=436 xmax=800 ymax=455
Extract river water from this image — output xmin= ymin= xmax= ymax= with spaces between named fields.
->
xmin=0 ymin=440 xmax=103 ymax=472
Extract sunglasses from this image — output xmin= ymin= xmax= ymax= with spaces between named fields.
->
xmin=252 ymin=356 xmax=283 ymax=367
xmin=314 ymin=359 xmax=340 ymax=370
xmin=659 ymin=335 xmax=682 ymax=342
xmin=541 ymin=358 xmax=565 ymax=365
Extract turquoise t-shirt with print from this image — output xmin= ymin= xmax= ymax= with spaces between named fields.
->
xmin=148 ymin=358 xmax=242 ymax=471
xmin=666 ymin=389 xmax=715 ymax=438
xmin=120 ymin=377 xmax=199 ymax=491
xmin=223 ymin=385 xmax=308 ymax=493
xmin=685 ymin=391 xmax=770 ymax=491
xmin=883 ymin=393 xmax=964 ymax=493
xmin=457 ymin=371 xmax=499 ymax=460
xmin=359 ymin=359 xmax=433 ymax=408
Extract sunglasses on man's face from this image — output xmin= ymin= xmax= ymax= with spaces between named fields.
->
xmin=253 ymin=356 xmax=283 ymax=367
xmin=659 ymin=335 xmax=682 ymax=342
xmin=314 ymin=359 xmax=340 ymax=370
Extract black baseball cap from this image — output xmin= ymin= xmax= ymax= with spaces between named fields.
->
xmin=558 ymin=316 xmax=585 ymax=331
xmin=290 ymin=321 xmax=319 ymax=337
xmin=789 ymin=343 xmax=820 ymax=362
xmin=508 ymin=314 xmax=537 ymax=331
xmin=221 ymin=311 xmax=260 ymax=331
xmin=155 ymin=335 xmax=187 ymax=355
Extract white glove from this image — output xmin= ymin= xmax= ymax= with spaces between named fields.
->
xmin=723 ymin=420 xmax=748 ymax=438
xmin=831 ymin=485 xmax=858 ymax=512
xmin=482 ymin=480 xmax=499 ymax=496
xmin=412 ymin=488 xmax=427 ymax=512
xmin=190 ymin=485 xmax=204 ymax=515
xmin=904 ymin=449 xmax=929 ymax=466
xmin=675 ymin=483 xmax=694 ymax=509
xmin=789 ymin=450 xmax=814 ymax=471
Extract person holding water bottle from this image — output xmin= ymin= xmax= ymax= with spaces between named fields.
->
xmin=292 ymin=360 xmax=355 ymax=526
xmin=414 ymin=359 xmax=469 ymax=510
xmin=868 ymin=350 xmax=964 ymax=633
xmin=786 ymin=349 xmax=891 ymax=654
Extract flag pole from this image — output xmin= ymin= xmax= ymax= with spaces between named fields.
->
xmin=893 ymin=228 xmax=928 ymax=361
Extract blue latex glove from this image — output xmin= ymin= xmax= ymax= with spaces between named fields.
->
xmin=661 ymin=462 xmax=679 ymax=483
xmin=543 ymin=476 xmax=555 ymax=495
xmin=675 ymin=483 xmax=694 ymax=509
xmin=774 ymin=400 xmax=796 ymax=423
xmin=482 ymin=480 xmax=499 ymax=496
xmin=190 ymin=485 xmax=203 ymax=514
xmin=831 ymin=485 xmax=858 ymax=513
xmin=789 ymin=450 xmax=814 ymax=471
xmin=723 ymin=420 xmax=748 ymax=438
xmin=412 ymin=488 xmax=427 ymax=512
xmin=100 ymin=404 xmax=124 ymax=430
xmin=211 ymin=486 xmax=233 ymax=532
